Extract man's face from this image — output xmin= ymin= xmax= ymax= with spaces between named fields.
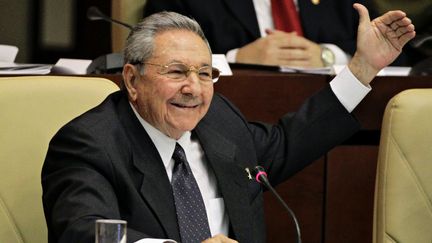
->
xmin=128 ymin=30 xmax=214 ymax=139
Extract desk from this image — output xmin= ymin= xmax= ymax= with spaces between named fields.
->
xmin=103 ymin=69 xmax=432 ymax=243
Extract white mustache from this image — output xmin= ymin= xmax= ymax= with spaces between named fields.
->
xmin=170 ymin=95 xmax=202 ymax=107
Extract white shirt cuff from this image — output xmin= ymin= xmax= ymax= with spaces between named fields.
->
xmin=330 ymin=66 xmax=371 ymax=112
xmin=225 ymin=48 xmax=239 ymax=63
xmin=321 ymin=43 xmax=351 ymax=65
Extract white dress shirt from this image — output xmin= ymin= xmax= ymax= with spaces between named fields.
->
xmin=226 ymin=0 xmax=350 ymax=65
xmin=132 ymin=66 xmax=370 ymax=243
xmin=130 ymin=105 xmax=229 ymax=243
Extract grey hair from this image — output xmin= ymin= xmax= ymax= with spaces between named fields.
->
xmin=123 ymin=11 xmax=211 ymax=67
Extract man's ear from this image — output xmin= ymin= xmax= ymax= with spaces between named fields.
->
xmin=122 ymin=64 xmax=139 ymax=101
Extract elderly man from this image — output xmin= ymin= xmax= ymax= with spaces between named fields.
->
xmin=42 ymin=4 xmax=415 ymax=243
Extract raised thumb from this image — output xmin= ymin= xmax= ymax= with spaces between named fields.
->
xmin=353 ymin=3 xmax=370 ymax=25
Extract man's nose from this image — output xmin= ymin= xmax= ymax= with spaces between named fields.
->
xmin=182 ymin=70 xmax=202 ymax=94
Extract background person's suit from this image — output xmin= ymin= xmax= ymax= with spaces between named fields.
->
xmin=144 ymin=0 xmax=377 ymax=56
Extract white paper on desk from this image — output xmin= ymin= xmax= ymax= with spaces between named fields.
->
xmin=333 ymin=65 xmax=411 ymax=76
xmin=0 ymin=62 xmax=52 ymax=74
xmin=376 ymin=66 xmax=411 ymax=76
xmin=212 ymin=54 xmax=233 ymax=76
xmin=279 ymin=65 xmax=334 ymax=75
xmin=52 ymin=58 xmax=92 ymax=74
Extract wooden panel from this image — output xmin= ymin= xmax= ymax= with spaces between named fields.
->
xmin=350 ymin=76 xmax=432 ymax=130
xmin=215 ymin=69 xmax=328 ymax=123
xmin=325 ymin=146 xmax=379 ymax=243
xmin=265 ymin=159 xmax=325 ymax=243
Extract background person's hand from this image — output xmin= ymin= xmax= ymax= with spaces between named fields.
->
xmin=236 ymin=30 xmax=324 ymax=67
xmin=349 ymin=3 xmax=416 ymax=85
xmin=202 ymin=234 xmax=238 ymax=243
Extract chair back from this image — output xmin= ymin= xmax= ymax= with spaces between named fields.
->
xmin=373 ymin=89 xmax=432 ymax=243
xmin=0 ymin=76 xmax=119 ymax=243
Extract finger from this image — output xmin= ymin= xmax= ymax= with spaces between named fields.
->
xmin=390 ymin=17 xmax=412 ymax=31
xmin=266 ymin=35 xmax=305 ymax=49
xmin=265 ymin=28 xmax=275 ymax=35
xmin=279 ymin=59 xmax=311 ymax=67
xmin=283 ymin=35 xmax=311 ymax=49
xmin=378 ymin=10 xmax=406 ymax=26
xmin=266 ymin=29 xmax=289 ymax=36
xmin=398 ymin=30 xmax=416 ymax=47
xmin=278 ymin=48 xmax=309 ymax=61
xmin=353 ymin=3 xmax=370 ymax=25
xmin=395 ymin=23 xmax=415 ymax=38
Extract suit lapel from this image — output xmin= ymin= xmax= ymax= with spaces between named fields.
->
xmin=222 ymin=0 xmax=261 ymax=38
xmin=298 ymin=0 xmax=322 ymax=39
xmin=195 ymin=121 xmax=254 ymax=243
xmin=116 ymin=95 xmax=180 ymax=240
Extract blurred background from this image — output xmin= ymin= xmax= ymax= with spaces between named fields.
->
xmin=0 ymin=0 xmax=111 ymax=64
xmin=0 ymin=0 xmax=430 ymax=66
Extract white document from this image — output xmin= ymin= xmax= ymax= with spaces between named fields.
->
xmin=212 ymin=54 xmax=233 ymax=76
xmin=51 ymin=58 xmax=93 ymax=74
xmin=0 ymin=62 xmax=52 ymax=75
xmin=279 ymin=65 xmax=334 ymax=75
xmin=333 ymin=65 xmax=411 ymax=76
xmin=0 ymin=45 xmax=19 ymax=62
xmin=376 ymin=66 xmax=411 ymax=76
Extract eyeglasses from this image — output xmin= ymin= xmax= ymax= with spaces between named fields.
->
xmin=137 ymin=62 xmax=220 ymax=83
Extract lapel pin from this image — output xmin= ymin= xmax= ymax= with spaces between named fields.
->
xmin=245 ymin=168 xmax=252 ymax=180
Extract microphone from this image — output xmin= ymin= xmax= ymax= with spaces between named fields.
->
xmin=251 ymin=166 xmax=302 ymax=243
xmin=85 ymin=6 xmax=130 ymax=74
xmin=87 ymin=6 xmax=133 ymax=30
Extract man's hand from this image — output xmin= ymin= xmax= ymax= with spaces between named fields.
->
xmin=202 ymin=234 xmax=238 ymax=243
xmin=236 ymin=30 xmax=324 ymax=67
xmin=349 ymin=3 xmax=416 ymax=85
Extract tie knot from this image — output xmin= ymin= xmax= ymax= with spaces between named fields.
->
xmin=172 ymin=143 xmax=187 ymax=164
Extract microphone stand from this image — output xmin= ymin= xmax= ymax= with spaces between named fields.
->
xmin=87 ymin=6 xmax=133 ymax=30
xmin=85 ymin=6 xmax=131 ymax=74
xmin=252 ymin=166 xmax=302 ymax=243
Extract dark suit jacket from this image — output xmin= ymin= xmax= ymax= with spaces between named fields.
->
xmin=42 ymin=87 xmax=359 ymax=243
xmin=144 ymin=0 xmax=377 ymax=56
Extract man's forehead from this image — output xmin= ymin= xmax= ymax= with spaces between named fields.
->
xmin=151 ymin=30 xmax=212 ymax=63
xmin=155 ymin=30 xmax=208 ymax=47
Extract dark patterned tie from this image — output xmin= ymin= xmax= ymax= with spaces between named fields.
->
xmin=171 ymin=143 xmax=211 ymax=243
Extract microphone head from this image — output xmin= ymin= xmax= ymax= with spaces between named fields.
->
xmin=87 ymin=6 xmax=105 ymax=21
xmin=252 ymin=166 xmax=268 ymax=184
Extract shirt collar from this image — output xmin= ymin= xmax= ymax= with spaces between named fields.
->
xmin=129 ymin=102 xmax=191 ymax=169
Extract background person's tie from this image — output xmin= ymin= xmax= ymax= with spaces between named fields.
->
xmin=171 ymin=143 xmax=211 ymax=243
xmin=271 ymin=0 xmax=304 ymax=36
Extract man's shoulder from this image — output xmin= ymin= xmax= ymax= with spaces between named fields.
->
xmin=60 ymin=90 xmax=126 ymax=134
xmin=201 ymin=93 xmax=249 ymax=131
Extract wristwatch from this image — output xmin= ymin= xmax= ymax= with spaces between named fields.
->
xmin=320 ymin=46 xmax=335 ymax=67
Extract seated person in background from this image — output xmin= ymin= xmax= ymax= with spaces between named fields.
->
xmin=144 ymin=0 xmax=379 ymax=67
xmin=42 ymin=4 xmax=414 ymax=243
